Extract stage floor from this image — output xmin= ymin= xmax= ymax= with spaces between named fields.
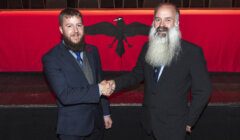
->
xmin=0 ymin=72 xmax=240 ymax=106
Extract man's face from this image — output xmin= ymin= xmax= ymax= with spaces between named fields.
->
xmin=145 ymin=5 xmax=181 ymax=67
xmin=59 ymin=16 xmax=84 ymax=45
xmin=153 ymin=5 xmax=177 ymax=37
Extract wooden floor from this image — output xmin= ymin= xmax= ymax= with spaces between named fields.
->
xmin=0 ymin=72 xmax=239 ymax=106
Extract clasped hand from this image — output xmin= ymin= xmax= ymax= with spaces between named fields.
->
xmin=98 ymin=80 xmax=115 ymax=96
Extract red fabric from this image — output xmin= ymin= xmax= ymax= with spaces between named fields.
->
xmin=1 ymin=10 xmax=240 ymax=72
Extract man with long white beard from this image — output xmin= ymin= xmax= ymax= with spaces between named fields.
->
xmin=105 ymin=3 xmax=212 ymax=140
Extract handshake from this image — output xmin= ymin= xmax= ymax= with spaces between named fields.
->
xmin=98 ymin=80 xmax=116 ymax=96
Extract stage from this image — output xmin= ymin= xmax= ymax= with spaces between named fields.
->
xmin=0 ymin=72 xmax=240 ymax=105
xmin=0 ymin=72 xmax=239 ymax=140
xmin=0 ymin=9 xmax=240 ymax=140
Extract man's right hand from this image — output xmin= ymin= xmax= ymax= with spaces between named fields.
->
xmin=107 ymin=80 xmax=116 ymax=93
xmin=99 ymin=80 xmax=115 ymax=96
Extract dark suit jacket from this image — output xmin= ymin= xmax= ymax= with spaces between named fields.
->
xmin=115 ymin=40 xmax=212 ymax=140
xmin=42 ymin=42 xmax=110 ymax=136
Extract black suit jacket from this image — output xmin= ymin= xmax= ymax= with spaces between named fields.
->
xmin=42 ymin=42 xmax=110 ymax=136
xmin=115 ymin=40 xmax=212 ymax=140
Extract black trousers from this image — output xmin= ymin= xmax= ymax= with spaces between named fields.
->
xmin=141 ymin=126 xmax=157 ymax=140
xmin=59 ymin=127 xmax=104 ymax=140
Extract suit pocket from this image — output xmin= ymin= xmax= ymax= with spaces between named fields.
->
xmin=58 ymin=107 xmax=95 ymax=135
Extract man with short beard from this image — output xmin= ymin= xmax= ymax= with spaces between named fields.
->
xmin=105 ymin=3 xmax=212 ymax=140
xmin=42 ymin=8 xmax=112 ymax=140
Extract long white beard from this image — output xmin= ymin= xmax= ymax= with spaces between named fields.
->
xmin=145 ymin=26 xmax=182 ymax=67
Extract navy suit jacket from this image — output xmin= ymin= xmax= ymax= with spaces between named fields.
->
xmin=115 ymin=40 xmax=212 ymax=140
xmin=42 ymin=42 xmax=110 ymax=136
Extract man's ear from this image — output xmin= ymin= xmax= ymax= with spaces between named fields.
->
xmin=59 ymin=26 xmax=63 ymax=34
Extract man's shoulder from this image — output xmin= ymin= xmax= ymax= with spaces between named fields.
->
xmin=85 ymin=44 xmax=98 ymax=50
xmin=141 ymin=41 xmax=149 ymax=51
xmin=85 ymin=43 xmax=96 ymax=47
xmin=85 ymin=44 xmax=99 ymax=54
xmin=181 ymin=40 xmax=202 ymax=52
xmin=42 ymin=42 xmax=64 ymax=59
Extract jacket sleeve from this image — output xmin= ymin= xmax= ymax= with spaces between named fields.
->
xmin=93 ymin=47 xmax=111 ymax=116
xmin=42 ymin=54 xmax=100 ymax=105
xmin=187 ymin=48 xmax=212 ymax=126
xmin=114 ymin=43 xmax=147 ymax=91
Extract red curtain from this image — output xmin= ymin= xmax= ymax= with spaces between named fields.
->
xmin=1 ymin=10 xmax=240 ymax=72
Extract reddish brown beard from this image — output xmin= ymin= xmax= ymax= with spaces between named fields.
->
xmin=62 ymin=35 xmax=85 ymax=52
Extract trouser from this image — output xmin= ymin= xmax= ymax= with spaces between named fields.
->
xmin=141 ymin=126 xmax=157 ymax=140
xmin=59 ymin=127 xmax=104 ymax=140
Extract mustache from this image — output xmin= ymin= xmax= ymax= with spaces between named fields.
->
xmin=156 ymin=26 xmax=168 ymax=32
xmin=155 ymin=26 xmax=169 ymax=37
xmin=71 ymin=33 xmax=80 ymax=36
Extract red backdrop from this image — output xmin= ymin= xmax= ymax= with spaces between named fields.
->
xmin=1 ymin=9 xmax=240 ymax=72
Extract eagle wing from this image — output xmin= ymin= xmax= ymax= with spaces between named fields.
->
xmin=85 ymin=22 xmax=118 ymax=37
xmin=125 ymin=22 xmax=150 ymax=37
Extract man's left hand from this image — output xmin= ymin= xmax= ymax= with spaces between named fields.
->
xmin=104 ymin=116 xmax=113 ymax=129
xmin=186 ymin=125 xmax=192 ymax=133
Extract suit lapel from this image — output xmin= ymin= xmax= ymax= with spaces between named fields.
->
xmin=146 ymin=63 xmax=168 ymax=85
xmin=145 ymin=63 xmax=159 ymax=90
xmin=156 ymin=57 xmax=181 ymax=87
xmin=85 ymin=51 xmax=97 ymax=83
xmin=59 ymin=44 xmax=97 ymax=84
xmin=157 ymin=66 xmax=168 ymax=86
xmin=147 ymin=64 xmax=155 ymax=84
xmin=58 ymin=44 xmax=87 ymax=79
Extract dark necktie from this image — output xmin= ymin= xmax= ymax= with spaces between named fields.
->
xmin=75 ymin=52 xmax=83 ymax=65
xmin=153 ymin=67 xmax=161 ymax=82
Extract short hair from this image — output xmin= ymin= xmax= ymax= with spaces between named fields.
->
xmin=59 ymin=8 xmax=83 ymax=26
xmin=154 ymin=3 xmax=180 ymax=22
